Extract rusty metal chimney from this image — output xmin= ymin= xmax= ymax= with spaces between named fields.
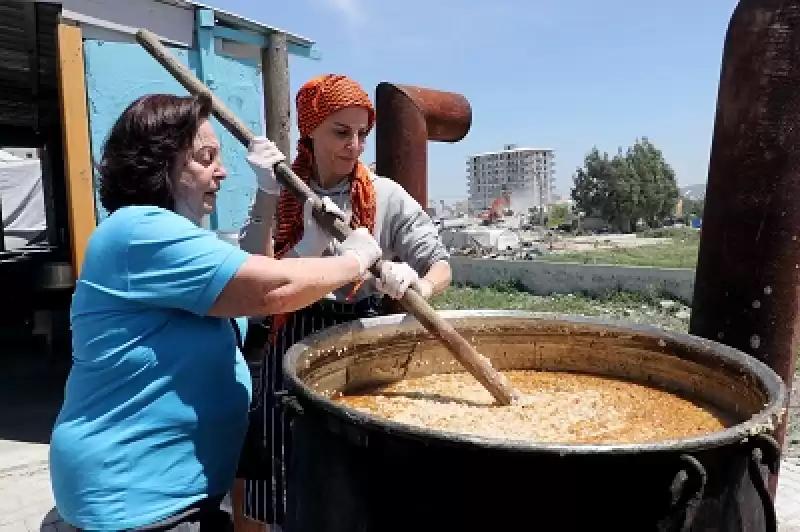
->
xmin=374 ymin=83 xmax=472 ymax=209
xmin=689 ymin=0 xmax=800 ymax=493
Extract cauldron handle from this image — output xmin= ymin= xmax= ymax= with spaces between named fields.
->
xmin=275 ymin=390 xmax=305 ymax=417
xmin=658 ymin=454 xmax=707 ymax=532
xmin=748 ymin=433 xmax=781 ymax=532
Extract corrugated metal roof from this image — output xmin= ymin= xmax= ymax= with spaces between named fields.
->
xmin=0 ymin=1 xmax=34 ymax=128
xmin=0 ymin=1 xmax=60 ymax=135
xmin=154 ymin=0 xmax=315 ymax=48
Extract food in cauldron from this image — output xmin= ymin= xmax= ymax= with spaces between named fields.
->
xmin=333 ymin=370 xmax=732 ymax=444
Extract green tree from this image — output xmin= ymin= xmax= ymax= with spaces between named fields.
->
xmin=571 ymin=147 xmax=637 ymax=232
xmin=571 ymin=138 xmax=679 ymax=232
xmin=547 ymin=203 xmax=571 ymax=228
xmin=571 ymin=147 xmax=614 ymax=218
xmin=608 ymin=149 xmax=639 ymax=232
xmin=625 ymin=138 xmax=679 ymax=227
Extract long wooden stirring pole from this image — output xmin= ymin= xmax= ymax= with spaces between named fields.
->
xmin=135 ymin=28 xmax=519 ymax=406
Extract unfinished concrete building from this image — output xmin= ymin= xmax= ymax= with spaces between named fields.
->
xmin=467 ymin=144 xmax=555 ymax=213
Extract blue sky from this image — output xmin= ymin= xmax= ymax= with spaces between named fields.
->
xmin=215 ymin=0 xmax=737 ymax=201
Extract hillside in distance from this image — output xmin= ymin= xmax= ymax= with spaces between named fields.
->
xmin=679 ymin=184 xmax=706 ymax=201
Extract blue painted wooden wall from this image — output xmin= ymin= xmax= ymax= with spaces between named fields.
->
xmin=83 ymin=40 xmax=263 ymax=231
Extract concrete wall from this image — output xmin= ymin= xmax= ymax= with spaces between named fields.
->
xmin=83 ymin=40 xmax=263 ymax=230
xmin=450 ymin=257 xmax=697 ymax=303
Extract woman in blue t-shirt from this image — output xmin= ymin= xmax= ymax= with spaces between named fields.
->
xmin=48 ymin=93 xmax=383 ymax=532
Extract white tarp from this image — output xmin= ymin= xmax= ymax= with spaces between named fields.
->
xmin=441 ymin=227 xmax=521 ymax=251
xmin=0 ymin=150 xmax=47 ymax=249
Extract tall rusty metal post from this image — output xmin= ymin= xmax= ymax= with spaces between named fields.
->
xmin=375 ymin=83 xmax=472 ymax=208
xmin=689 ymin=0 xmax=800 ymax=495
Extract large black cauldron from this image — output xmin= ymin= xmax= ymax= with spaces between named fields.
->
xmin=281 ymin=311 xmax=787 ymax=532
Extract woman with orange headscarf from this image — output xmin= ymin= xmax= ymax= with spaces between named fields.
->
xmin=234 ymin=75 xmax=452 ymax=530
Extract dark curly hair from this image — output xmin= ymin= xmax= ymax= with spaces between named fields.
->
xmin=98 ymin=93 xmax=213 ymax=213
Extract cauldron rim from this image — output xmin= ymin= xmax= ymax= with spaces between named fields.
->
xmin=283 ymin=310 xmax=787 ymax=454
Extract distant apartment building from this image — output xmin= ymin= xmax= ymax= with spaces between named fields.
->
xmin=452 ymin=200 xmax=468 ymax=217
xmin=467 ymin=144 xmax=555 ymax=212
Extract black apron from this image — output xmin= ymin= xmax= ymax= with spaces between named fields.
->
xmin=68 ymin=495 xmax=233 ymax=532
xmin=239 ymin=295 xmax=385 ymax=525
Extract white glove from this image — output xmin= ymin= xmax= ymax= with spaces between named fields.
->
xmin=246 ymin=137 xmax=285 ymax=195
xmin=375 ymin=261 xmax=419 ymax=300
xmin=293 ymin=197 xmax=346 ymax=258
xmin=338 ymin=227 xmax=382 ymax=276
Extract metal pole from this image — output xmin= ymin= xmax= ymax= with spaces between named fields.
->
xmin=263 ymin=33 xmax=291 ymax=157
xmin=0 ymin=193 xmax=4 ymax=253
xmin=689 ymin=0 xmax=800 ymax=494
xmin=240 ymin=31 xmax=291 ymax=257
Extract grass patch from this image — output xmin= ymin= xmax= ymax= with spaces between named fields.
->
xmin=430 ymin=283 xmax=691 ymax=333
xmin=537 ymin=244 xmax=698 ymax=268
xmin=638 ymin=227 xmax=700 ymax=242
xmin=536 ymin=231 xmax=700 ymax=269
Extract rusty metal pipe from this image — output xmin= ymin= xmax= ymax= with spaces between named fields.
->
xmin=375 ymin=82 xmax=472 ymax=208
xmin=689 ymin=0 xmax=800 ymax=494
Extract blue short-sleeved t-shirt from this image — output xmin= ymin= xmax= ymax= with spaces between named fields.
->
xmin=50 ymin=206 xmax=252 ymax=531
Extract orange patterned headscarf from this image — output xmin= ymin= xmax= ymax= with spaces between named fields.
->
xmin=274 ymin=74 xmax=377 ymax=259
xmin=271 ymin=74 xmax=377 ymax=336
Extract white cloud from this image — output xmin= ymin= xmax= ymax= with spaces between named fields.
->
xmin=322 ymin=0 xmax=369 ymax=29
